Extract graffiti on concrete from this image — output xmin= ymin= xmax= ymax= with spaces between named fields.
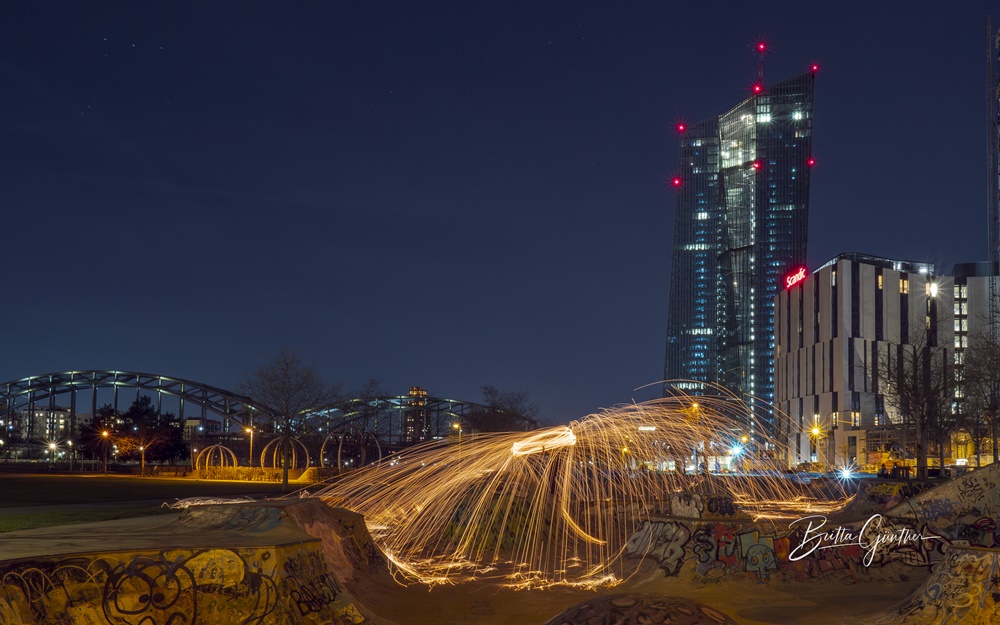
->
xmin=705 ymin=496 xmax=737 ymax=518
xmin=737 ymin=531 xmax=778 ymax=582
xmin=691 ymin=523 xmax=738 ymax=578
xmin=543 ymin=595 xmax=743 ymax=625
xmin=669 ymin=494 xmax=704 ymax=519
xmin=625 ymin=521 xmax=690 ymax=576
xmin=863 ymin=547 xmax=1000 ymax=625
xmin=0 ymin=542 xmax=364 ymax=624
xmin=283 ymin=551 xmax=343 ymax=617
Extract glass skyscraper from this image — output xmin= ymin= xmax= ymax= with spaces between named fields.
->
xmin=664 ymin=70 xmax=816 ymax=432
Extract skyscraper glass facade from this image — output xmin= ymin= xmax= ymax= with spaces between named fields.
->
xmin=664 ymin=117 xmax=719 ymax=392
xmin=665 ymin=71 xmax=815 ymax=432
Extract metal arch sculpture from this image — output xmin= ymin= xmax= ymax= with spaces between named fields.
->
xmin=258 ymin=437 xmax=310 ymax=470
xmin=195 ymin=444 xmax=239 ymax=471
xmin=0 ymin=370 xmax=275 ymax=427
xmin=320 ymin=427 xmax=382 ymax=471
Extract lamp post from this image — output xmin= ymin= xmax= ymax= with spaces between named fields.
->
xmin=246 ymin=427 xmax=254 ymax=467
xmin=809 ymin=424 xmax=824 ymax=471
xmin=686 ymin=402 xmax=705 ymax=473
xmin=139 ymin=445 xmax=145 ymax=476
xmin=823 ymin=410 xmax=856 ymax=469
xmin=102 ymin=431 xmax=109 ymax=475
xmin=67 ymin=440 xmax=73 ymax=471
xmin=48 ymin=442 xmax=57 ymax=467
xmin=452 ymin=422 xmax=462 ymax=444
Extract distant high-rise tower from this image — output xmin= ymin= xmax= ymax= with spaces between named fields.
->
xmin=986 ymin=17 xmax=999 ymax=266
xmin=664 ymin=59 xmax=817 ymax=434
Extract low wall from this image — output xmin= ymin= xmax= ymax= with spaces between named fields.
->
xmin=0 ymin=501 xmax=373 ymax=625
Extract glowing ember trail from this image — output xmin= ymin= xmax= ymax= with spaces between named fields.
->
xmin=315 ymin=387 xmax=849 ymax=589
xmin=510 ymin=426 xmax=576 ymax=456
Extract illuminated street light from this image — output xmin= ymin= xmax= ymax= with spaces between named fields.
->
xmin=102 ymin=430 xmax=109 ymax=475
xmin=246 ymin=427 xmax=254 ymax=467
xmin=809 ymin=425 xmax=827 ymax=472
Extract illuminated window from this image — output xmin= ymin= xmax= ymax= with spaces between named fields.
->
xmin=900 ymin=279 xmax=909 ymax=294
xmin=877 ymin=275 xmax=883 ymax=290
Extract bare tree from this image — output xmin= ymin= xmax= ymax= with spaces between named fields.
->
xmin=464 ymin=385 xmax=538 ymax=433
xmin=964 ymin=325 xmax=1000 ymax=464
xmin=876 ymin=332 xmax=954 ymax=481
xmin=959 ymin=407 xmax=992 ymax=468
xmin=348 ymin=378 xmax=386 ymax=434
xmin=241 ymin=350 xmax=341 ymax=490
xmin=342 ymin=377 xmax=386 ymax=466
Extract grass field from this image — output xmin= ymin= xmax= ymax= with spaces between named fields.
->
xmin=0 ymin=474 xmax=290 ymax=533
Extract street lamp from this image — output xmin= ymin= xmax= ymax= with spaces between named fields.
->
xmin=67 ymin=440 xmax=73 ymax=471
xmin=246 ymin=427 xmax=254 ymax=467
xmin=824 ymin=410 xmax=858 ymax=468
xmin=452 ymin=422 xmax=462 ymax=444
xmin=139 ymin=445 xmax=145 ymax=476
xmin=808 ymin=424 xmax=827 ymax=471
xmin=48 ymin=442 xmax=57 ymax=466
xmin=686 ymin=402 xmax=706 ymax=473
xmin=102 ymin=430 xmax=109 ymax=476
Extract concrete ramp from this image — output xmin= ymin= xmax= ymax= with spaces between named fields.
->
xmin=826 ymin=480 xmax=934 ymax=523
xmin=882 ymin=463 xmax=1000 ymax=531
xmin=0 ymin=499 xmax=373 ymax=624
xmin=856 ymin=545 xmax=1000 ymax=625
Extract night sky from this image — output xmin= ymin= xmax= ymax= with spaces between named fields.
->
xmin=2 ymin=2 xmax=996 ymax=424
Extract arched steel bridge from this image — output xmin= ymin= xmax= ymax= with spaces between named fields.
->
xmin=0 ymin=370 xmax=488 ymax=453
xmin=1 ymin=370 xmax=269 ymax=428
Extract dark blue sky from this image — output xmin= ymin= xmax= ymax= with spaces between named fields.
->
xmin=1 ymin=2 xmax=995 ymax=423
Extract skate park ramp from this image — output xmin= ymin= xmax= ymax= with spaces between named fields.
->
xmin=0 ymin=499 xmax=372 ymax=624
xmin=1 ymin=464 xmax=999 ymax=624
xmin=854 ymin=544 xmax=1000 ymax=625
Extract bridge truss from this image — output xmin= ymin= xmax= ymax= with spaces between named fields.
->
xmin=0 ymin=370 xmax=487 ymax=461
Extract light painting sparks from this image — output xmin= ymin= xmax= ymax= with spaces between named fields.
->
xmin=316 ymin=387 xmax=850 ymax=589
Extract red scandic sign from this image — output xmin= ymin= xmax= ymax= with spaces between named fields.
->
xmin=784 ymin=266 xmax=808 ymax=290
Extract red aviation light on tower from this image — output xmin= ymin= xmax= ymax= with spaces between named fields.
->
xmin=752 ymin=83 xmax=763 ymax=94
xmin=756 ymin=41 xmax=767 ymax=53
xmin=752 ymin=160 xmax=762 ymax=170
xmin=784 ymin=266 xmax=808 ymax=290
xmin=671 ymin=176 xmax=682 ymax=188
xmin=676 ymin=122 xmax=687 ymax=133
xmin=807 ymin=157 xmax=816 ymax=167
xmin=810 ymin=63 xmax=819 ymax=73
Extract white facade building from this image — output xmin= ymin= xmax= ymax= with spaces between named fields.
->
xmin=774 ymin=253 xmax=952 ymax=469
